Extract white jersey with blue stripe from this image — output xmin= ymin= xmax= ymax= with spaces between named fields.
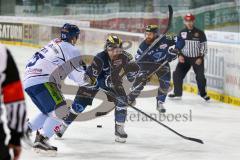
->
xmin=24 ymin=38 xmax=85 ymax=89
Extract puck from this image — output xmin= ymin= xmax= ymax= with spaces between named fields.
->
xmin=97 ymin=125 xmax=102 ymax=128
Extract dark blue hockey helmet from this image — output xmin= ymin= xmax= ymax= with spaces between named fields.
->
xmin=60 ymin=23 xmax=80 ymax=42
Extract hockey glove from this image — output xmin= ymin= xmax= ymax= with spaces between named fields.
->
xmin=167 ymin=48 xmax=180 ymax=62
xmin=126 ymin=72 xmax=137 ymax=82
xmin=124 ymin=62 xmax=140 ymax=74
xmin=83 ymin=74 xmax=97 ymax=87
xmin=122 ymin=51 xmax=133 ymax=61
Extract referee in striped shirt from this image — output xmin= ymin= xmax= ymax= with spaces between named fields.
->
xmin=0 ymin=44 xmax=27 ymax=160
xmin=169 ymin=13 xmax=210 ymax=101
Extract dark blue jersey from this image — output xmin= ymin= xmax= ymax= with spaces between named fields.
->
xmin=86 ymin=50 xmax=134 ymax=89
xmin=135 ymin=35 xmax=184 ymax=65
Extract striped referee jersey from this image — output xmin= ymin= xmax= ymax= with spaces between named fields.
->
xmin=0 ymin=44 xmax=27 ymax=137
xmin=178 ymin=27 xmax=207 ymax=57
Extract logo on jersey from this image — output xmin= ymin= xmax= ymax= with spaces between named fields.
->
xmin=25 ymin=68 xmax=43 ymax=74
xmin=92 ymin=68 xmax=98 ymax=77
xmin=159 ymin=44 xmax=168 ymax=49
xmin=153 ymin=52 xmax=163 ymax=60
xmin=181 ymin=32 xmax=187 ymax=39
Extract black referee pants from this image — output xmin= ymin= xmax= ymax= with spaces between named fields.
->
xmin=0 ymin=123 xmax=11 ymax=160
xmin=173 ymin=57 xmax=207 ymax=97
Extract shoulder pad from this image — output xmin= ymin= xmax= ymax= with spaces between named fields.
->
xmin=122 ymin=51 xmax=133 ymax=60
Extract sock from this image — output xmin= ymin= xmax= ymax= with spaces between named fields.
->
xmin=28 ymin=112 xmax=48 ymax=131
xmin=40 ymin=116 xmax=61 ymax=139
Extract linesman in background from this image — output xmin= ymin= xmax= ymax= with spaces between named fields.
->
xmin=168 ymin=13 xmax=210 ymax=101
xmin=0 ymin=44 xmax=27 ymax=160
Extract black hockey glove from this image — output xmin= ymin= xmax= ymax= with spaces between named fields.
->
xmin=122 ymin=51 xmax=133 ymax=61
xmin=167 ymin=48 xmax=180 ymax=62
xmin=126 ymin=72 xmax=137 ymax=82
xmin=124 ymin=62 xmax=140 ymax=74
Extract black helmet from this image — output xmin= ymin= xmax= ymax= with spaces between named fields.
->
xmin=105 ymin=35 xmax=122 ymax=50
xmin=61 ymin=23 xmax=80 ymax=42
xmin=145 ymin=25 xmax=159 ymax=33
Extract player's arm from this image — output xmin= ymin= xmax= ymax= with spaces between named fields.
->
xmin=165 ymin=32 xmax=185 ymax=62
xmin=164 ymin=33 xmax=179 ymax=62
xmin=67 ymin=57 xmax=88 ymax=86
xmin=66 ymin=48 xmax=89 ymax=86
xmin=84 ymin=55 xmax=104 ymax=86
xmin=135 ymin=42 xmax=145 ymax=61
xmin=123 ymin=51 xmax=139 ymax=73
xmin=121 ymin=51 xmax=139 ymax=82
xmin=1 ymin=49 xmax=27 ymax=158
xmin=175 ymin=34 xmax=185 ymax=51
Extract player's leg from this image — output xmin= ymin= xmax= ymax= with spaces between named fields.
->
xmin=114 ymin=96 xmax=128 ymax=143
xmin=192 ymin=59 xmax=210 ymax=101
xmin=155 ymin=63 xmax=171 ymax=113
xmin=54 ymin=86 xmax=98 ymax=138
xmin=25 ymin=82 xmax=66 ymax=154
xmin=27 ymin=113 xmax=48 ymax=132
xmin=25 ymin=87 xmax=49 ymax=132
xmin=107 ymin=86 xmax=128 ymax=143
xmin=169 ymin=60 xmax=191 ymax=99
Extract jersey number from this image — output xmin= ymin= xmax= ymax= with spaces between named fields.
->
xmin=26 ymin=53 xmax=45 ymax=67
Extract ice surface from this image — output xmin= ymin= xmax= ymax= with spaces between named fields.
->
xmin=5 ymin=45 xmax=240 ymax=160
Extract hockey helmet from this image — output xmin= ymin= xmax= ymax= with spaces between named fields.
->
xmin=184 ymin=13 xmax=195 ymax=21
xmin=145 ymin=25 xmax=159 ymax=33
xmin=105 ymin=35 xmax=123 ymax=50
xmin=61 ymin=23 xmax=80 ymax=42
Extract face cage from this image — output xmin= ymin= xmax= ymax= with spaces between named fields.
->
xmin=106 ymin=43 xmax=122 ymax=50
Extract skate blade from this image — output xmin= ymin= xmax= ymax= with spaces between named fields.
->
xmin=115 ymin=136 xmax=126 ymax=143
xmin=33 ymin=148 xmax=57 ymax=157
xmin=169 ymin=97 xmax=182 ymax=100
xmin=157 ymin=109 xmax=166 ymax=114
xmin=203 ymin=98 xmax=211 ymax=102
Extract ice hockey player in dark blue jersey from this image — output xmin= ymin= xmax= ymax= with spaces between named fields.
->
xmin=54 ymin=35 xmax=139 ymax=143
xmin=128 ymin=25 xmax=184 ymax=113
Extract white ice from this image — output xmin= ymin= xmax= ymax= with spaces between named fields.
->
xmin=5 ymin=45 xmax=240 ymax=160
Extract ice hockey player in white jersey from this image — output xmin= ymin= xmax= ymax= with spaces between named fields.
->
xmin=23 ymin=23 xmax=88 ymax=155
xmin=54 ymin=35 xmax=139 ymax=143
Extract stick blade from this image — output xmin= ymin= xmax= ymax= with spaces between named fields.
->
xmin=186 ymin=137 xmax=204 ymax=144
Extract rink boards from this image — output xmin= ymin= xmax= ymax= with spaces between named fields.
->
xmin=0 ymin=20 xmax=239 ymax=107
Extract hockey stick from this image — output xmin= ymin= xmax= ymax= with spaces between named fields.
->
xmin=94 ymin=4 xmax=173 ymax=117
xmin=95 ymin=61 xmax=169 ymax=117
xmin=136 ymin=5 xmax=173 ymax=63
xmin=99 ymin=87 xmax=204 ymax=144
xmin=95 ymin=110 xmax=113 ymax=117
